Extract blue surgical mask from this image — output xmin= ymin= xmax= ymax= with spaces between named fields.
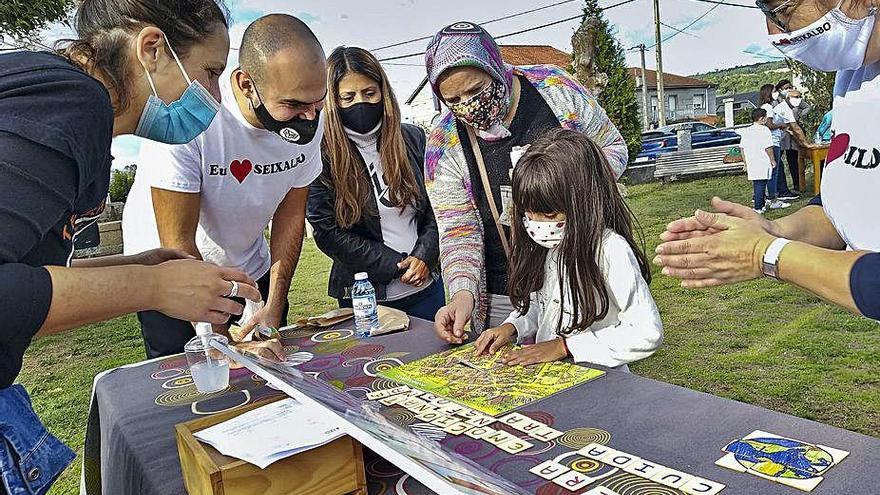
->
xmin=134 ymin=38 xmax=220 ymax=144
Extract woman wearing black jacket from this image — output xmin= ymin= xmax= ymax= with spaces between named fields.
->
xmin=307 ymin=46 xmax=443 ymax=320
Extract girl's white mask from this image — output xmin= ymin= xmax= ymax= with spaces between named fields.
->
xmin=523 ymin=216 xmax=565 ymax=249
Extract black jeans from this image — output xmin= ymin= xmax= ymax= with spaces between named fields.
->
xmin=136 ymin=270 xmax=287 ymax=359
xmin=785 ymin=149 xmax=801 ymax=191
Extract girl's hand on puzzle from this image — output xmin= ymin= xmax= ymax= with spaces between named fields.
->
xmin=474 ymin=323 xmax=516 ymax=356
xmin=500 ymin=338 xmax=568 ymax=366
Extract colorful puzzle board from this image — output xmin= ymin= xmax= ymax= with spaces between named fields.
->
xmin=377 ymin=343 xmax=605 ymax=416
xmin=715 ymin=430 xmax=849 ymax=492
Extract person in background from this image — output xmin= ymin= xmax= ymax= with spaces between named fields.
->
xmin=655 ymin=0 xmax=880 ymax=324
xmin=423 ymin=22 xmax=627 ymax=342
xmin=737 ymin=108 xmax=777 ymax=214
xmin=307 ymin=47 xmax=443 ymax=320
xmin=815 ymin=108 xmax=833 ymax=144
xmin=471 ymin=129 xmax=662 ymax=370
xmin=758 ymin=84 xmax=790 ymax=209
xmin=0 ymin=1 xmax=262 ymax=494
xmin=123 ymin=14 xmax=327 ymax=359
xmin=776 ymin=79 xmax=811 ymax=193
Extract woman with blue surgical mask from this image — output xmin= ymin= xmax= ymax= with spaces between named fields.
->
xmin=0 ymin=2 xmax=263 ymax=494
xmin=654 ymin=0 xmax=880 ymax=324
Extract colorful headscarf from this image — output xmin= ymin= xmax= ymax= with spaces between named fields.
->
xmin=426 ymin=22 xmax=513 ymax=95
xmin=425 ymin=22 xmax=515 ymax=140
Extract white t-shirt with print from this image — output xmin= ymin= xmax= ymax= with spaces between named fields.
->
xmin=820 ymin=61 xmax=880 ymax=251
xmin=737 ymin=123 xmax=774 ymax=181
xmin=770 ymin=102 xmax=795 ymax=147
xmin=122 ymin=73 xmax=323 ymax=279
xmin=345 ymin=124 xmax=424 ymax=301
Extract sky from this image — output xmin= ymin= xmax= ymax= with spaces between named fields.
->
xmin=41 ymin=0 xmax=782 ymax=167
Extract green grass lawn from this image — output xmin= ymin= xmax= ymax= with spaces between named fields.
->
xmin=19 ymin=174 xmax=879 ymax=495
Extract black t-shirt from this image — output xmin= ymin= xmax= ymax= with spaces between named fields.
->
xmin=0 ymin=52 xmax=114 ymax=387
xmin=458 ymin=75 xmax=560 ymax=295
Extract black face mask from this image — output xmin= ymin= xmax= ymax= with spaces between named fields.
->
xmin=251 ymin=83 xmax=322 ymax=145
xmin=340 ymin=101 xmax=384 ymax=135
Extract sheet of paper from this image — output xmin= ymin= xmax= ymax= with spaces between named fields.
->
xmin=194 ymin=398 xmax=344 ymax=469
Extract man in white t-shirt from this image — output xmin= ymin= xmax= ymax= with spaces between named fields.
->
xmin=737 ymin=108 xmax=776 ymax=213
xmin=123 ymin=14 xmax=327 ymax=358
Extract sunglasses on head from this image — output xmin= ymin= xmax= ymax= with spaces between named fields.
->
xmin=755 ymin=0 xmax=799 ymax=32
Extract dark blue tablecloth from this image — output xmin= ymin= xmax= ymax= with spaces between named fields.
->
xmin=83 ymin=319 xmax=880 ymax=495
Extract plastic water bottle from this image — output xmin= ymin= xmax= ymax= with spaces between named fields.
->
xmin=352 ymin=272 xmax=380 ymax=338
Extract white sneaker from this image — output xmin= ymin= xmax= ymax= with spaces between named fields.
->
xmin=769 ymin=200 xmax=791 ymax=209
xmin=754 ymin=208 xmax=766 ymax=214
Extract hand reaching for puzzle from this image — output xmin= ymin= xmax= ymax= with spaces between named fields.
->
xmin=499 ymin=339 xmax=568 ymax=367
xmin=474 ymin=323 xmax=517 ymax=356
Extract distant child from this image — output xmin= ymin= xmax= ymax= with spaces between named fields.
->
xmin=474 ymin=129 xmax=662 ymax=371
xmin=736 ymin=108 xmax=776 ymax=214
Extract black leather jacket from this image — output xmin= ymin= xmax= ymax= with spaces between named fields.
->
xmin=307 ymin=124 xmax=440 ymax=300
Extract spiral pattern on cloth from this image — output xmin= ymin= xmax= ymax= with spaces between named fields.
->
xmin=384 ymin=408 xmax=417 ymax=426
xmin=310 ymin=329 xmax=354 ymax=342
xmin=451 ymin=439 xmax=496 ymax=462
xmin=602 ymin=472 xmax=684 ymax=495
xmin=520 ymin=410 xmax=555 ymax=426
xmin=152 ymin=368 xmax=187 ymax=380
xmin=369 ymin=378 xmax=402 ymax=391
xmin=557 ymin=427 xmax=612 ymax=449
xmin=161 ymin=376 xmax=194 ymax=389
xmin=155 ymin=386 xmax=227 ymax=407
xmin=364 ymin=357 xmax=404 ymax=377
xmin=366 ymin=457 xmax=403 ymax=478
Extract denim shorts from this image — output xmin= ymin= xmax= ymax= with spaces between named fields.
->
xmin=0 ymin=385 xmax=75 ymax=495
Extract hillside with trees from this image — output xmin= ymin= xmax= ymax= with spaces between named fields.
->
xmin=692 ymin=61 xmax=792 ymax=97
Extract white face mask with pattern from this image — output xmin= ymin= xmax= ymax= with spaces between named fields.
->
xmin=523 ymin=216 xmax=566 ymax=249
xmin=769 ymin=1 xmax=877 ymax=72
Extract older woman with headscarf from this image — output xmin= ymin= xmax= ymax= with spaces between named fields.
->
xmin=424 ymin=22 xmax=628 ymax=343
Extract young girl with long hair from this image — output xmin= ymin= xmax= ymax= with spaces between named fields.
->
xmin=474 ymin=129 xmax=662 ymax=369
xmin=307 ymin=47 xmax=443 ymax=320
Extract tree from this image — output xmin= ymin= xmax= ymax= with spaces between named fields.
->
xmin=572 ymin=0 xmax=642 ymax=162
xmin=109 ymin=164 xmax=137 ymax=203
xmin=0 ymin=0 xmax=74 ymax=48
xmin=789 ymin=61 xmax=835 ymax=138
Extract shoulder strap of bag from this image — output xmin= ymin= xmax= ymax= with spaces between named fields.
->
xmin=465 ymin=126 xmax=510 ymax=257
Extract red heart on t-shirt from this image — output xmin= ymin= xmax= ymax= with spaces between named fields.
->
xmin=230 ymin=159 xmax=252 ymax=183
xmin=826 ymin=133 xmax=850 ymax=165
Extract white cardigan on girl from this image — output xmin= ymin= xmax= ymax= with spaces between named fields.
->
xmin=503 ymin=230 xmax=663 ymax=368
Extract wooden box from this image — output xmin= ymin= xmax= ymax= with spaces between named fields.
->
xmin=175 ymin=397 xmax=367 ymax=495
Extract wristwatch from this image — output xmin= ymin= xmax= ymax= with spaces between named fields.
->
xmin=762 ymin=238 xmax=792 ymax=280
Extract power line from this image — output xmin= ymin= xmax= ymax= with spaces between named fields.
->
xmin=371 ymin=0 xmax=580 ymax=52
xmin=660 ymin=21 xmax=700 ymax=39
xmin=641 ymin=4 xmax=718 ymax=50
xmin=377 ymin=0 xmax=640 ymax=62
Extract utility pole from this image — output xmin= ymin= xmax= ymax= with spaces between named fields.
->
xmin=638 ymin=44 xmax=650 ymax=131
xmin=653 ymin=0 xmax=667 ymax=126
